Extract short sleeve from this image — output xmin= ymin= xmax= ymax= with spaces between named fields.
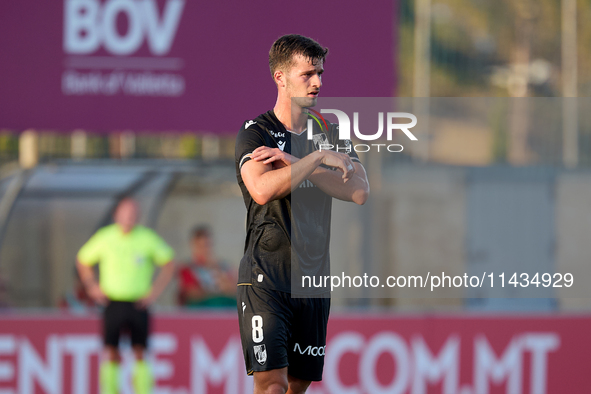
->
xmin=77 ymin=230 xmax=105 ymax=266
xmin=149 ymin=231 xmax=175 ymax=266
xmin=235 ymin=121 xmax=266 ymax=170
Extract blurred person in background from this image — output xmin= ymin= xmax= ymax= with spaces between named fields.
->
xmin=76 ymin=198 xmax=175 ymax=394
xmin=178 ymin=225 xmax=236 ymax=308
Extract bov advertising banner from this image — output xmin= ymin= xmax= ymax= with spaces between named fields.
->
xmin=0 ymin=1 xmax=395 ymax=132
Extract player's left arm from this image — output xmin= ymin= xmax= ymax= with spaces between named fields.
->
xmin=308 ymin=161 xmax=369 ymax=204
xmin=309 ymin=125 xmax=369 ymax=204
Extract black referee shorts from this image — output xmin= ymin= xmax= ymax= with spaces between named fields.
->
xmin=237 ymin=285 xmax=330 ymax=382
xmin=103 ymin=300 xmax=150 ymax=348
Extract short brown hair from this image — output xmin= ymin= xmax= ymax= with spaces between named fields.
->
xmin=191 ymin=225 xmax=211 ymax=240
xmin=269 ymin=34 xmax=328 ymax=77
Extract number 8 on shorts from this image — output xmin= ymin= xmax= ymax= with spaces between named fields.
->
xmin=252 ymin=315 xmax=263 ymax=343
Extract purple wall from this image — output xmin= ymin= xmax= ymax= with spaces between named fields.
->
xmin=0 ymin=0 xmax=396 ymax=133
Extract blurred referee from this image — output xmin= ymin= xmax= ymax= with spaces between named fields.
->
xmin=76 ymin=198 xmax=175 ymax=394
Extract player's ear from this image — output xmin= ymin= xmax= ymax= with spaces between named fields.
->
xmin=274 ymin=70 xmax=285 ymax=88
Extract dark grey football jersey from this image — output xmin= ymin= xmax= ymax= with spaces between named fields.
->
xmin=235 ymin=110 xmax=360 ymax=295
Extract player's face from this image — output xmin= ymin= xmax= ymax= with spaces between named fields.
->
xmin=114 ymin=199 xmax=138 ymax=233
xmin=285 ymin=54 xmax=323 ymax=108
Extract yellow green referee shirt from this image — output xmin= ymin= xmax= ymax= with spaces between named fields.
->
xmin=77 ymin=224 xmax=174 ymax=302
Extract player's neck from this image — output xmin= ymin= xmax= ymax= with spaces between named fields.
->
xmin=273 ymin=98 xmax=307 ymax=133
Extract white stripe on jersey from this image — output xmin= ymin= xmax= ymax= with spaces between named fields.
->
xmin=239 ymin=153 xmax=253 ymax=169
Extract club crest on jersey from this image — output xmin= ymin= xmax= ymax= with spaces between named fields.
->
xmin=342 ymin=138 xmax=352 ymax=154
xmin=312 ymin=133 xmax=331 ymax=151
xmin=254 ymin=344 xmax=267 ymax=365
xmin=245 ymin=120 xmax=256 ymax=129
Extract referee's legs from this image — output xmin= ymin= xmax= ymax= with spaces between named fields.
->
xmin=254 ymin=368 xmax=311 ymax=394
xmin=100 ymin=346 xmax=120 ymax=394
xmin=132 ymin=345 xmax=152 ymax=394
xmin=99 ymin=345 xmax=152 ymax=394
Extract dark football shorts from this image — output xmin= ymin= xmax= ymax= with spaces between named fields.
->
xmin=237 ymin=285 xmax=330 ymax=382
xmin=103 ymin=300 xmax=150 ymax=348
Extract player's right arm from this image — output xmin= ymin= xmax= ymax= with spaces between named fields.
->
xmin=241 ymin=149 xmax=355 ymax=205
xmin=241 ymin=152 xmax=316 ymax=205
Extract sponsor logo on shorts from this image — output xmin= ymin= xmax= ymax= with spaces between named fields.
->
xmin=254 ymin=344 xmax=267 ymax=365
xmin=293 ymin=343 xmax=326 ymax=357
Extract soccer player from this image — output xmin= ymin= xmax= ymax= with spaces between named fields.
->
xmin=235 ymin=34 xmax=369 ymax=394
xmin=76 ymin=198 xmax=175 ymax=394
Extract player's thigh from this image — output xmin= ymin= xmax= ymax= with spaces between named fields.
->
xmin=128 ymin=303 xmax=150 ymax=348
xmin=103 ymin=301 xmax=126 ymax=347
xmin=287 ymin=297 xmax=330 ymax=382
xmin=237 ymin=286 xmax=293 ymax=375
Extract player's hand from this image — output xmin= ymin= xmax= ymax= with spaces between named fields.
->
xmin=318 ymin=150 xmax=356 ymax=182
xmin=252 ymin=146 xmax=298 ymax=169
xmin=136 ymin=292 xmax=157 ymax=309
xmin=87 ymin=283 xmax=107 ymax=306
